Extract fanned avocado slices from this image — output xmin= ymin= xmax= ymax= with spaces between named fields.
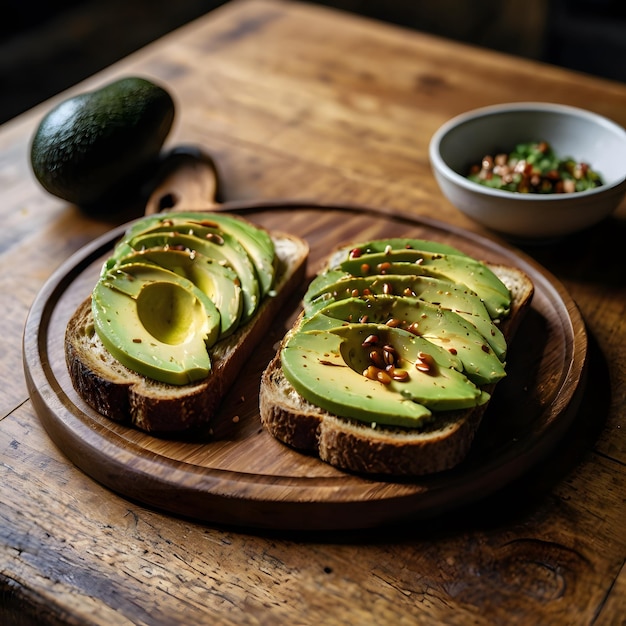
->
xmin=303 ymin=272 xmax=507 ymax=360
xmin=119 ymin=211 xmax=276 ymax=296
xmin=91 ymin=211 xmax=278 ymax=384
xmin=93 ymin=263 xmax=220 ymax=385
xmin=280 ymin=237 xmax=511 ymax=429
xmin=337 ymin=248 xmax=510 ymax=319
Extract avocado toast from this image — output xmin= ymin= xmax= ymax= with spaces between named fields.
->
xmin=259 ymin=238 xmax=534 ymax=476
xmin=65 ymin=211 xmax=308 ymax=433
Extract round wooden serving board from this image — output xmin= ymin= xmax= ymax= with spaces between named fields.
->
xmin=24 ymin=201 xmax=587 ymax=531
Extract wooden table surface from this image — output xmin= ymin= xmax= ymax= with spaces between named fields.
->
xmin=2 ymin=0 xmax=626 ymax=624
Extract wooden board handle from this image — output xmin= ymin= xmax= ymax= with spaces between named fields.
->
xmin=145 ymin=146 xmax=221 ymax=215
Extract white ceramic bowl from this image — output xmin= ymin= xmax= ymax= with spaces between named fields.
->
xmin=429 ymin=102 xmax=626 ymax=240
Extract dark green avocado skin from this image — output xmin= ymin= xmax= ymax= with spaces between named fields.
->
xmin=30 ymin=76 xmax=175 ymax=208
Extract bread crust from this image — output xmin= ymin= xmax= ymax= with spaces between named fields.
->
xmin=259 ymin=263 xmax=534 ymax=476
xmin=65 ymin=231 xmax=308 ymax=433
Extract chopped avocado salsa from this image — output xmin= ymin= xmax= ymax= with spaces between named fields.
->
xmin=467 ymin=141 xmax=603 ymax=194
xmin=281 ymin=238 xmax=512 ymax=430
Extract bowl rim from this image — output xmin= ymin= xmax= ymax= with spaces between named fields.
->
xmin=429 ymin=101 xmax=626 ymax=201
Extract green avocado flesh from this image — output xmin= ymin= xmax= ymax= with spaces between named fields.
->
xmin=115 ymin=248 xmax=243 ymax=338
xmin=92 ymin=264 xmax=220 ymax=385
xmin=342 ymin=238 xmax=471 ymax=258
xmin=280 ymin=237 xmax=511 ymax=429
xmin=112 ymin=230 xmax=260 ymax=322
xmin=119 ymin=212 xmax=276 ymax=297
xmin=302 ymin=272 xmax=507 ymax=359
xmin=307 ymin=296 xmax=506 ymax=386
xmin=281 ymin=325 xmax=489 ymax=428
xmin=337 ymin=248 xmax=511 ymax=318
xmin=92 ymin=211 xmax=276 ymax=385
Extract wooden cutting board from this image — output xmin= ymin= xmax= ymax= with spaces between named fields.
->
xmin=23 ymin=203 xmax=587 ymax=530
xmin=23 ymin=156 xmax=587 ymax=531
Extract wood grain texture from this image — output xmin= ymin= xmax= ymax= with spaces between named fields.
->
xmin=2 ymin=0 xmax=626 ymax=624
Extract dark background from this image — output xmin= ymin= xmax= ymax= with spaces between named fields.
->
xmin=2 ymin=0 xmax=626 ymax=125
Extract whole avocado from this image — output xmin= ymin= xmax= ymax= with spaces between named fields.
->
xmin=30 ymin=76 xmax=175 ymax=209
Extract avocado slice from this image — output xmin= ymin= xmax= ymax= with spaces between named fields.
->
xmin=302 ymin=272 xmax=507 ymax=360
xmin=166 ymin=212 xmax=276 ymax=296
xmin=337 ymin=249 xmax=511 ymax=319
xmin=115 ymin=248 xmax=244 ymax=339
xmin=336 ymin=237 xmax=471 ymax=259
xmin=280 ymin=237 xmax=507 ymax=431
xmin=281 ymin=323 xmax=489 ymax=428
xmin=310 ymin=296 xmax=506 ymax=385
xmin=92 ymin=263 xmax=221 ymax=385
xmin=113 ymin=230 xmax=260 ymax=323
xmin=121 ymin=211 xmax=276 ymax=296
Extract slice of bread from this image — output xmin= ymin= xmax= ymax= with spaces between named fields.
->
xmin=65 ymin=232 xmax=309 ymax=433
xmin=259 ymin=262 xmax=534 ymax=476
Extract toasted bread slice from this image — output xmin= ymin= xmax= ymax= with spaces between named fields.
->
xmin=65 ymin=232 xmax=308 ymax=433
xmin=259 ymin=264 xmax=534 ymax=476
